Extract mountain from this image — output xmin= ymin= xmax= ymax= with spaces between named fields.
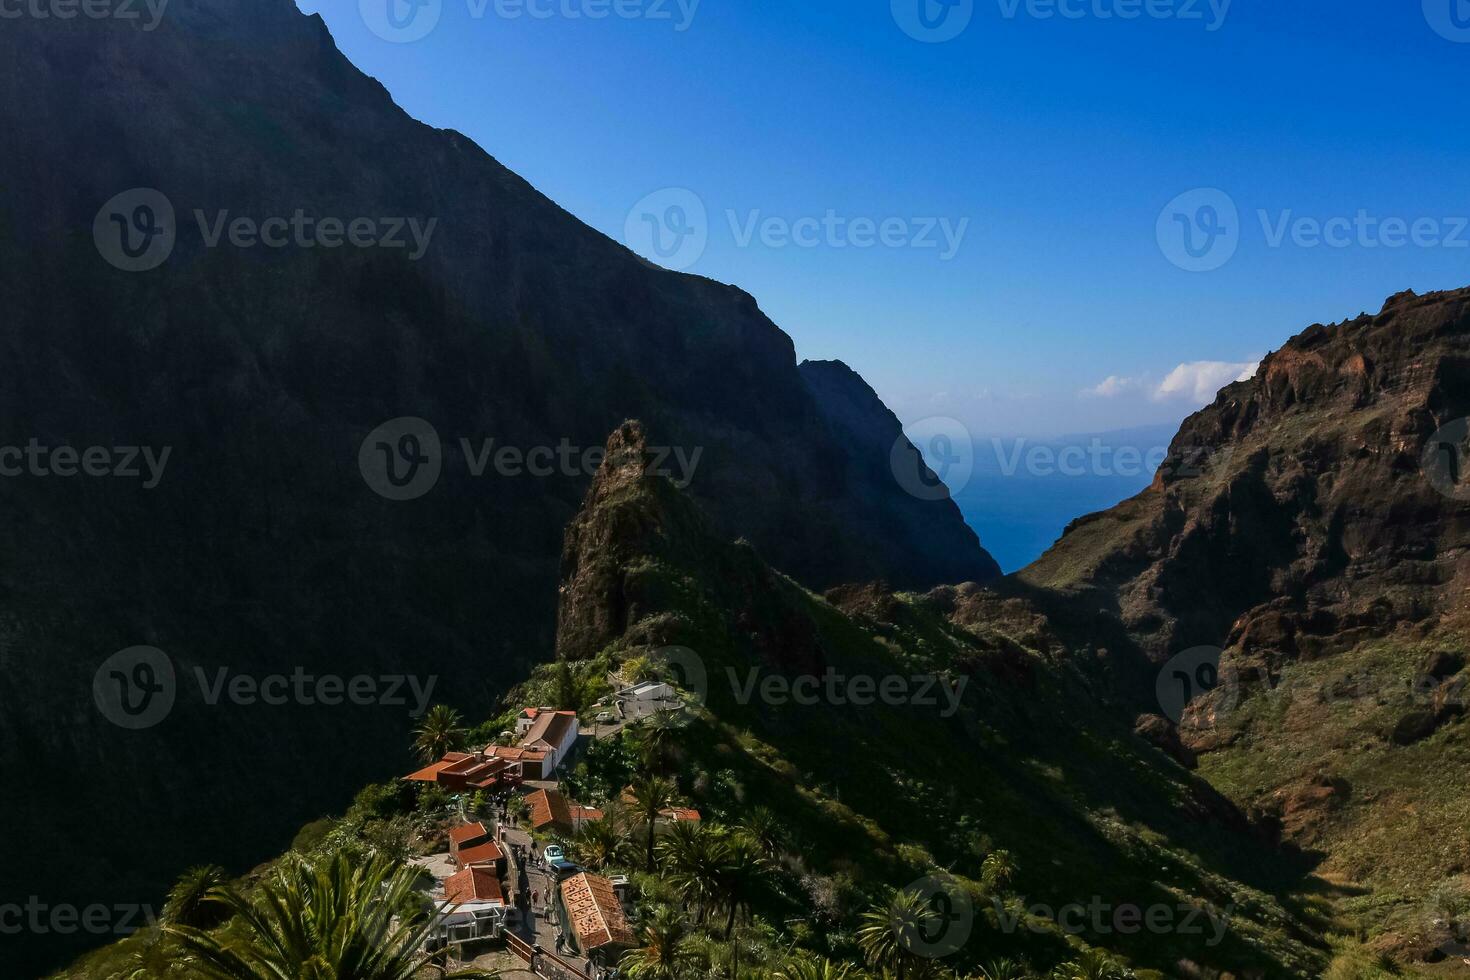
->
xmin=1024 ymin=288 xmax=1470 ymax=667
xmin=546 ymin=419 xmax=1328 ymax=976
xmin=68 ymin=419 xmax=1328 ymax=978
xmin=0 ymin=2 xmax=994 ymax=974
xmin=1020 ymin=288 xmax=1470 ymax=960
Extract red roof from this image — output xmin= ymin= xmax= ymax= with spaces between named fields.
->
xmin=561 ymin=872 xmax=634 ymax=951
xmin=403 ymin=753 xmax=472 ymax=782
xmin=456 ymin=841 xmax=506 ymax=867
xmin=527 ymin=788 xmax=573 ymax=831
xmin=445 ymin=866 xmax=504 ymax=905
xmin=448 ymin=823 xmax=490 ymax=846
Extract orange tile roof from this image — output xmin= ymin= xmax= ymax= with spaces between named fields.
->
xmin=445 ymin=866 xmax=504 ymax=905
xmin=488 ymin=745 xmax=548 ymax=762
xmin=456 ymin=841 xmax=505 ymax=867
xmin=448 ymin=822 xmax=490 ymax=846
xmin=561 ymin=872 xmax=634 ymax=952
xmin=527 ymin=788 xmax=573 ymax=831
xmin=403 ymin=753 xmax=472 ymax=782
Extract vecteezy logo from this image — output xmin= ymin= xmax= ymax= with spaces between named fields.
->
xmin=1156 ymin=645 xmax=1238 ymax=725
xmin=892 ymin=0 xmax=974 ymax=42
xmin=1157 ymin=188 xmax=1239 ymax=272
xmin=360 ymin=0 xmax=442 ymax=43
xmin=93 ymin=189 xmax=175 ymax=272
xmin=624 ymin=189 xmax=708 ymax=272
xmin=93 ymin=647 xmax=177 ymax=730
xmin=359 ymin=417 xmax=442 ymax=500
xmin=1424 ymin=418 xmax=1470 ymax=501
xmin=890 ymin=416 xmax=974 ymax=501
xmin=1425 ymin=0 xmax=1470 ymax=42
xmin=894 ymin=875 xmax=973 ymax=958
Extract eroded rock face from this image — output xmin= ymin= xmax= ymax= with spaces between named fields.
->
xmin=555 ymin=421 xmax=826 ymax=678
xmin=1024 ymin=288 xmax=1470 ymax=671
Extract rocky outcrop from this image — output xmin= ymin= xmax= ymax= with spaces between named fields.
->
xmin=1023 ymin=289 xmax=1470 ymax=673
xmin=555 ymin=421 xmax=827 ymax=678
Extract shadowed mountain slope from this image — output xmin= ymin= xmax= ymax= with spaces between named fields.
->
xmin=0 ymin=3 xmax=993 ymax=973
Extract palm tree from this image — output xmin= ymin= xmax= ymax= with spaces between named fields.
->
xmin=1048 ymin=950 xmax=1133 ymax=980
xmin=620 ymin=906 xmax=700 ymax=980
xmin=105 ymin=932 xmax=190 ymax=980
xmin=738 ymin=806 xmax=786 ymax=860
xmin=413 ymin=704 xmax=466 ymax=763
xmin=773 ymin=957 xmax=857 ymax=980
xmin=165 ymin=851 xmax=495 ymax=979
xmin=856 ymin=888 xmax=943 ymax=980
xmin=978 ymin=958 xmax=1034 ymax=980
xmin=631 ymin=707 xmax=683 ymax=772
xmin=980 ymin=850 xmax=1017 ymax=893
xmin=161 ymin=864 xmax=231 ymax=929
xmin=630 ymin=774 xmax=677 ymax=871
xmin=569 ymin=805 xmax=631 ymax=870
xmin=659 ymin=821 xmax=724 ymax=922
xmin=713 ymin=836 xmax=766 ymax=939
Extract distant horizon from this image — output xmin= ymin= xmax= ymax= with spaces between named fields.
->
xmin=916 ymin=425 xmax=1179 ymax=571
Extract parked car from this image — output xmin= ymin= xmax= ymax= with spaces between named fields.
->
xmin=544 ymin=845 xmax=578 ymax=874
xmin=595 ymin=711 xmax=615 ymax=723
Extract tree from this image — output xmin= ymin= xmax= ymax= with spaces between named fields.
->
xmin=978 ymin=958 xmax=1034 ymax=980
xmin=161 ymin=865 xmax=231 ymax=930
xmin=413 ymin=704 xmax=466 ymax=763
xmin=1048 ymin=950 xmax=1133 ymax=980
xmin=620 ymin=906 xmax=700 ymax=980
xmin=658 ymin=820 xmax=724 ymax=921
xmin=630 ymin=774 xmax=677 ymax=871
xmin=555 ymin=658 xmax=580 ymax=710
xmin=569 ymin=805 xmax=631 ymax=870
xmin=631 ymin=708 xmax=683 ymax=773
xmin=773 ymin=957 xmax=857 ymax=980
xmin=165 ymin=852 xmax=495 ymax=980
xmin=713 ymin=836 xmax=766 ymax=939
xmin=856 ymin=888 xmax=943 ymax=980
xmin=738 ymin=806 xmax=786 ymax=860
xmin=981 ymin=850 xmax=1016 ymax=893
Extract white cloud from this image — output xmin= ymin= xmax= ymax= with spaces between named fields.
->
xmin=1081 ymin=358 xmax=1260 ymax=406
xmin=1152 ymin=360 xmax=1259 ymax=403
xmin=1080 ymin=375 xmax=1140 ymax=398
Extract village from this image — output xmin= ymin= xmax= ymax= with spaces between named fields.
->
xmin=401 ymin=680 xmax=697 ymax=979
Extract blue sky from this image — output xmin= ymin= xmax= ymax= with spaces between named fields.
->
xmin=299 ymin=0 xmax=1470 ymax=438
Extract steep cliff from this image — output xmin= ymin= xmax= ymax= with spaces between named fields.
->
xmin=1024 ymin=288 xmax=1470 ymax=671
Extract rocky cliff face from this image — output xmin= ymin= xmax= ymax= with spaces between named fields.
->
xmin=1017 ymin=290 xmax=1470 ymax=916
xmin=0 ymin=3 xmax=994 ymax=973
xmin=1023 ymin=288 xmax=1470 ymax=673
